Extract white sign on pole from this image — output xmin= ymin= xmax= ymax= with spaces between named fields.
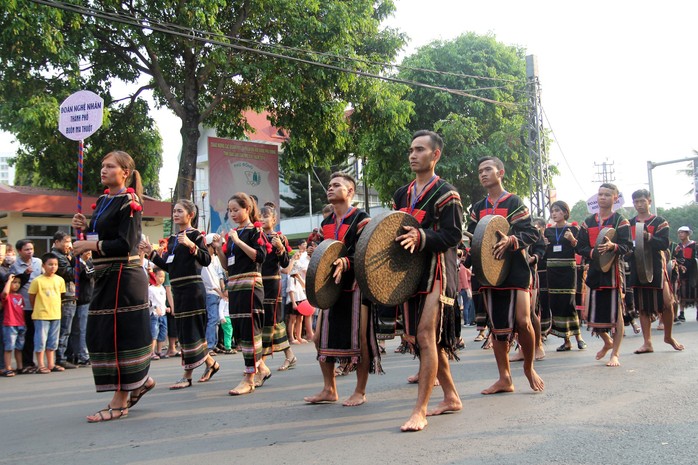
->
xmin=586 ymin=192 xmax=625 ymax=214
xmin=58 ymin=90 xmax=104 ymax=140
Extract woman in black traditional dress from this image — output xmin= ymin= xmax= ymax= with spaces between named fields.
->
xmin=216 ymin=193 xmax=266 ymax=395
xmin=258 ymin=204 xmax=296 ymax=380
xmin=545 ymin=201 xmax=587 ymax=351
xmin=72 ymin=151 xmax=155 ymax=423
xmin=141 ymin=199 xmax=219 ymax=389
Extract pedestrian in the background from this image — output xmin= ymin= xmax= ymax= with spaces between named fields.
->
xmin=52 ymin=231 xmax=78 ymax=369
xmin=11 ymin=239 xmax=42 ymax=373
xmin=673 ymin=225 xmax=697 ymax=322
xmin=29 ymin=252 xmax=65 ymax=374
xmin=2 ymin=274 xmax=25 ymax=376
xmin=71 ymin=250 xmax=94 ymax=366
xmin=202 ymin=233 xmax=226 ymax=354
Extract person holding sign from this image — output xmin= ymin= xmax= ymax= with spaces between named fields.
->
xmin=72 ymin=151 xmax=155 ymax=423
xmin=576 ymin=183 xmax=632 ymax=367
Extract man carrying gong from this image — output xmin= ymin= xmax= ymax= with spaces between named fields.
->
xmin=628 ymin=189 xmax=683 ymax=354
xmin=576 ymin=183 xmax=632 ymax=367
xmin=303 ymin=172 xmax=379 ymax=407
xmin=394 ymin=130 xmax=463 ymax=432
xmin=467 ymin=156 xmax=544 ymax=395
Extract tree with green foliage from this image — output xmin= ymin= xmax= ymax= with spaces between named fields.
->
xmin=280 ymin=168 xmax=333 ymax=219
xmin=656 ymin=204 xmax=698 ymax=243
xmin=349 ymin=80 xmax=415 ymax=205
xmin=0 ymin=1 xmax=163 ymax=195
xmin=1 ymin=0 xmax=406 ymax=201
xmin=368 ymin=32 xmax=556 ymax=209
xmin=569 ymin=199 xmax=590 ymax=224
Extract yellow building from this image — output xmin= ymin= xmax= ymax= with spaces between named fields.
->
xmin=0 ymin=185 xmax=171 ymax=255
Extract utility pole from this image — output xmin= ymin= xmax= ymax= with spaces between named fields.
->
xmin=593 ymin=160 xmax=616 ymax=183
xmin=525 ymin=55 xmax=551 ymax=219
xmin=307 ymin=172 xmax=313 ymax=230
xmin=646 ymin=156 xmax=698 ymax=214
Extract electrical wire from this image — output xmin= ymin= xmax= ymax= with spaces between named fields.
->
xmin=28 ymin=0 xmax=525 ymax=107
xmin=47 ymin=0 xmax=528 ymax=86
xmin=541 ymin=106 xmax=587 ymax=197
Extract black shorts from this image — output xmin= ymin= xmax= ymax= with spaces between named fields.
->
xmin=287 ymin=301 xmax=300 ymax=316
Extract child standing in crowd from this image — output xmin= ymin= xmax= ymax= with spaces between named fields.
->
xmin=217 ymin=294 xmax=235 ymax=353
xmin=286 ymin=259 xmax=307 ymax=344
xmin=148 ymin=268 xmax=168 ymax=359
xmin=2 ymin=275 xmax=25 ymax=376
xmin=28 ymin=253 xmax=66 ymax=374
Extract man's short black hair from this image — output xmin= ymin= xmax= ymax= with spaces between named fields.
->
xmin=477 ymin=156 xmax=505 ymax=171
xmin=15 ymin=239 xmax=33 ymax=252
xmin=53 ymin=231 xmax=70 ymax=243
xmin=599 ymin=183 xmax=619 ymax=196
xmin=412 ymin=130 xmax=444 ymax=153
xmin=330 ymin=172 xmax=357 ymax=191
xmin=632 ymin=189 xmax=651 ymax=201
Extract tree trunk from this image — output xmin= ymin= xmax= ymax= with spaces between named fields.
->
xmin=175 ymin=107 xmax=200 ymax=202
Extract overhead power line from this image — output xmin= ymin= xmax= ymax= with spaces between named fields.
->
xmin=28 ymin=0 xmax=525 ymax=107
xmin=541 ymin=106 xmax=587 ymax=197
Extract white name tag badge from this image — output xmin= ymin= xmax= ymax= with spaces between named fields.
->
xmin=553 ymin=245 xmax=562 ymax=253
xmin=166 ymin=255 xmax=174 ymax=264
xmin=228 ymin=256 xmax=235 ymax=266
xmin=86 ymin=233 xmax=99 ymax=241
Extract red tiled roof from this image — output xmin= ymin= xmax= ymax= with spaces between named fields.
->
xmin=0 ymin=185 xmax=171 ymax=217
xmin=242 ymin=110 xmax=288 ymax=143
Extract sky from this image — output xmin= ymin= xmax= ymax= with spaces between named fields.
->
xmin=3 ymin=0 xmax=697 ymax=212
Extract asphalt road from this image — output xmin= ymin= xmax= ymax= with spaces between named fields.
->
xmin=1 ymin=314 xmax=697 ymax=465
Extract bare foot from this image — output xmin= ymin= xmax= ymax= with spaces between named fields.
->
xmin=303 ymin=389 xmax=338 ymax=404
xmin=634 ymin=343 xmax=654 ymax=354
xmin=400 ymin=412 xmax=428 ymax=432
xmin=406 ymin=374 xmax=440 ymax=386
xmin=595 ymin=343 xmax=613 ymax=360
xmin=481 ymin=378 xmax=515 ymax=395
xmin=510 ymin=350 xmax=524 ymax=362
xmin=523 ymin=367 xmax=545 ymax=392
xmin=664 ymin=337 xmax=685 ymax=351
xmin=426 ymin=398 xmax=463 ymax=416
xmin=342 ymin=392 xmax=366 ymax=407
xmin=535 ymin=347 xmax=546 ymax=361
xmin=299 ymin=338 xmax=309 ymax=344
xmin=606 ymin=355 xmax=621 ymax=367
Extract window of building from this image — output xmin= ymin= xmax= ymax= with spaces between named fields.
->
xmin=25 ymin=224 xmax=72 ymax=256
